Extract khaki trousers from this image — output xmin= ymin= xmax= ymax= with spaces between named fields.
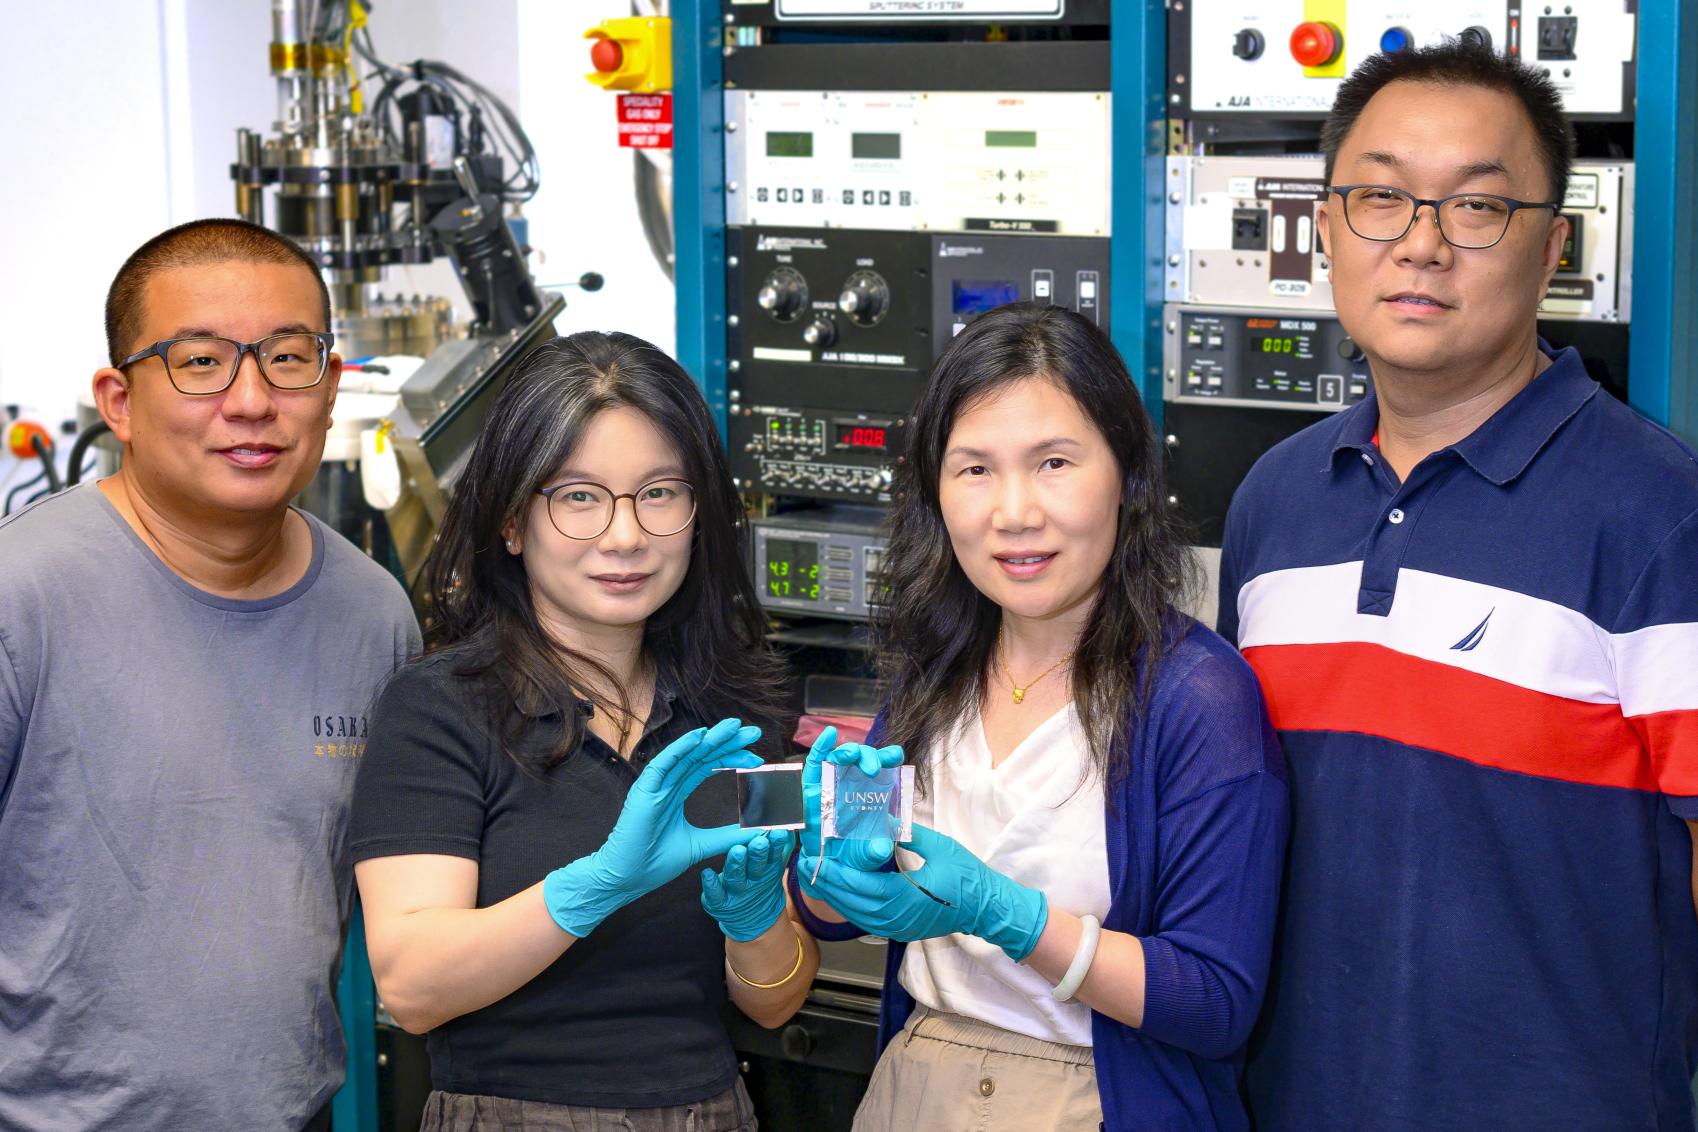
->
xmin=853 ymin=1006 xmax=1104 ymax=1132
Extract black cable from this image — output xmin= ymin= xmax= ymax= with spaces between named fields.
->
xmin=65 ymin=421 xmax=111 ymax=488
xmin=29 ymin=434 xmax=61 ymax=495
xmin=355 ymin=25 xmax=540 ymax=204
xmin=4 ymin=467 xmax=46 ymax=516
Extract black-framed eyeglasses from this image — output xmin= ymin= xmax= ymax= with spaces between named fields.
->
xmin=537 ymin=478 xmax=697 ymax=540
xmin=117 ymin=332 xmax=335 ymax=395
xmin=1328 ymin=185 xmax=1563 ymax=250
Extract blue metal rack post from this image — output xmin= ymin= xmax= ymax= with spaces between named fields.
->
xmin=330 ymin=903 xmax=379 ymax=1131
xmin=672 ymin=0 xmax=730 ymax=435
xmin=1628 ymin=1 xmax=1698 ymax=446
xmin=1109 ymin=0 xmax=1170 ymax=423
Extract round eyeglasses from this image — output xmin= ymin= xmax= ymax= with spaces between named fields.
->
xmin=1328 ymin=185 xmax=1563 ymax=250
xmin=537 ymin=478 xmax=697 ymax=540
xmin=117 ymin=332 xmax=334 ymax=395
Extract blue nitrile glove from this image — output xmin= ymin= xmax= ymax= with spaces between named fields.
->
xmin=543 ymin=717 xmax=763 ymax=938
xmin=701 ymin=828 xmax=796 ymax=941
xmin=800 ymin=726 xmax=905 ymax=870
xmin=797 ymin=823 xmax=1049 ymax=963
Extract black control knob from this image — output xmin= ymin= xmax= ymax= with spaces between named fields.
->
xmin=1459 ymin=25 xmax=1492 ymax=50
xmin=1337 ymin=336 xmax=1365 ymax=363
xmin=837 ymin=270 xmax=890 ymax=327
xmin=1233 ymin=28 xmax=1265 ymax=60
xmin=802 ymin=314 xmax=838 ymax=349
xmin=757 ymin=267 xmax=808 ymax=323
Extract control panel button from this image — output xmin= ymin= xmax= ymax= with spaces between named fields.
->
xmin=1233 ymin=28 xmax=1265 ymax=60
xmin=589 ymin=38 xmax=623 ymax=74
xmin=1379 ymin=26 xmax=1412 ymax=54
xmin=1459 ymin=25 xmax=1492 ymax=50
xmin=1289 ymin=22 xmax=1342 ymax=68
xmin=1336 ymin=336 xmax=1364 ymax=362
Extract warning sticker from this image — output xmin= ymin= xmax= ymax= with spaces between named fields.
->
xmin=617 ymin=94 xmax=673 ymax=150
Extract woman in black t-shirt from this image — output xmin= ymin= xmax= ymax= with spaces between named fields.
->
xmin=350 ymin=332 xmax=817 ymax=1131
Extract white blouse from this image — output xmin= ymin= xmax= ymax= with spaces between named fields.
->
xmin=897 ymin=703 xmax=1111 ymax=1046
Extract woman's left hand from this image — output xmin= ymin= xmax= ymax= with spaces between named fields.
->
xmin=799 ymin=824 xmax=1049 ymax=962
xmin=701 ymin=828 xmax=796 ymax=941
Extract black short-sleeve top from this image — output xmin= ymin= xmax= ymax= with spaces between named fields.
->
xmin=350 ymin=652 xmax=769 ymax=1108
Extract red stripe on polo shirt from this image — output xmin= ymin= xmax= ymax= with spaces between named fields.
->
xmin=1243 ymin=641 xmax=1657 ymax=792
xmin=1632 ymin=709 xmax=1698 ymax=796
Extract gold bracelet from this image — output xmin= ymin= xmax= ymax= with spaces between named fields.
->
xmin=727 ymin=925 xmax=805 ymax=990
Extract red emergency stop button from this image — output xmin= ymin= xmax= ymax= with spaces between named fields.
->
xmin=7 ymin=420 xmax=50 ymax=459
xmin=1290 ymin=21 xmax=1342 ymax=67
xmin=590 ymin=38 xmax=624 ymax=74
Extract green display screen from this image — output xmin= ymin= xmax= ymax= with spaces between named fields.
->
xmin=985 ymin=130 xmax=1038 ymax=148
xmin=1256 ymin=336 xmax=1296 ymax=354
xmin=766 ymin=132 xmax=814 ymax=158
xmin=766 ymin=538 xmax=820 ymax=601
xmin=852 ymin=132 xmax=902 ymax=160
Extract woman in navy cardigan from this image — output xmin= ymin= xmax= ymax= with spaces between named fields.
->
xmin=791 ymin=303 xmax=1290 ymax=1132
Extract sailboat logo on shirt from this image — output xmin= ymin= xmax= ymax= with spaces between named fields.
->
xmin=1449 ymin=609 xmax=1495 ymax=652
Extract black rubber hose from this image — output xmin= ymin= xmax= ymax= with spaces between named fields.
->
xmin=65 ymin=420 xmax=111 ymax=487
xmin=29 ymin=434 xmax=61 ymax=495
xmin=4 ymin=467 xmax=47 ymax=515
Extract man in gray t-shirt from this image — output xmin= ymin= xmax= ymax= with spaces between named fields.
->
xmin=0 ymin=219 xmax=419 ymax=1131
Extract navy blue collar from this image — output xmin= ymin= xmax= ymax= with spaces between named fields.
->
xmin=1330 ymin=342 xmax=1598 ymax=486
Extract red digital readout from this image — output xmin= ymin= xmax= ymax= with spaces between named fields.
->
xmin=836 ymin=425 xmax=887 ymax=450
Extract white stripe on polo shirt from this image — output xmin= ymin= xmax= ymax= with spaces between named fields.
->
xmin=1236 ymin=563 xmax=1618 ymax=704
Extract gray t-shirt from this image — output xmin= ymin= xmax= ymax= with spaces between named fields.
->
xmin=0 ymin=483 xmax=420 ymax=1131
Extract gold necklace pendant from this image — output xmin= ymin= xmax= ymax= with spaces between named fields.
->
xmin=999 ymin=629 xmax=1073 ymax=707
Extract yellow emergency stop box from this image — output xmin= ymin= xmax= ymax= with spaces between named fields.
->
xmin=584 ymin=17 xmax=672 ymax=93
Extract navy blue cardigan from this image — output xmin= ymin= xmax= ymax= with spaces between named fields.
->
xmin=792 ymin=621 xmax=1289 ymax=1131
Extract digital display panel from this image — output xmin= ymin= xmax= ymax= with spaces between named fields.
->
xmin=765 ymin=132 xmax=814 ymax=158
xmin=852 ymin=132 xmax=902 ymax=160
xmin=833 ymin=419 xmax=891 ymax=453
xmin=1245 ymin=318 xmax=1314 ymax=361
xmin=765 ymin=538 xmax=820 ymax=601
xmin=952 ymin=279 xmax=1021 ymax=317
xmin=1556 ymin=213 xmax=1582 ymax=273
xmin=985 ymin=130 xmax=1038 ymax=148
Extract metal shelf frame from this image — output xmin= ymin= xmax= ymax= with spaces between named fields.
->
xmin=671 ymin=0 xmax=1696 ymax=443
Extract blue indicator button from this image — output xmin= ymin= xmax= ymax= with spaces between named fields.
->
xmin=1380 ymin=26 xmax=1412 ymax=53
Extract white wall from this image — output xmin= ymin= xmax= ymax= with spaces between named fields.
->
xmin=0 ymin=2 xmax=174 ymax=431
xmin=0 ymin=0 xmax=673 ymax=435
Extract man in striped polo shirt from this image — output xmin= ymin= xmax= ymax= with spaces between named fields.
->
xmin=1220 ymin=43 xmax=1698 ymax=1131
